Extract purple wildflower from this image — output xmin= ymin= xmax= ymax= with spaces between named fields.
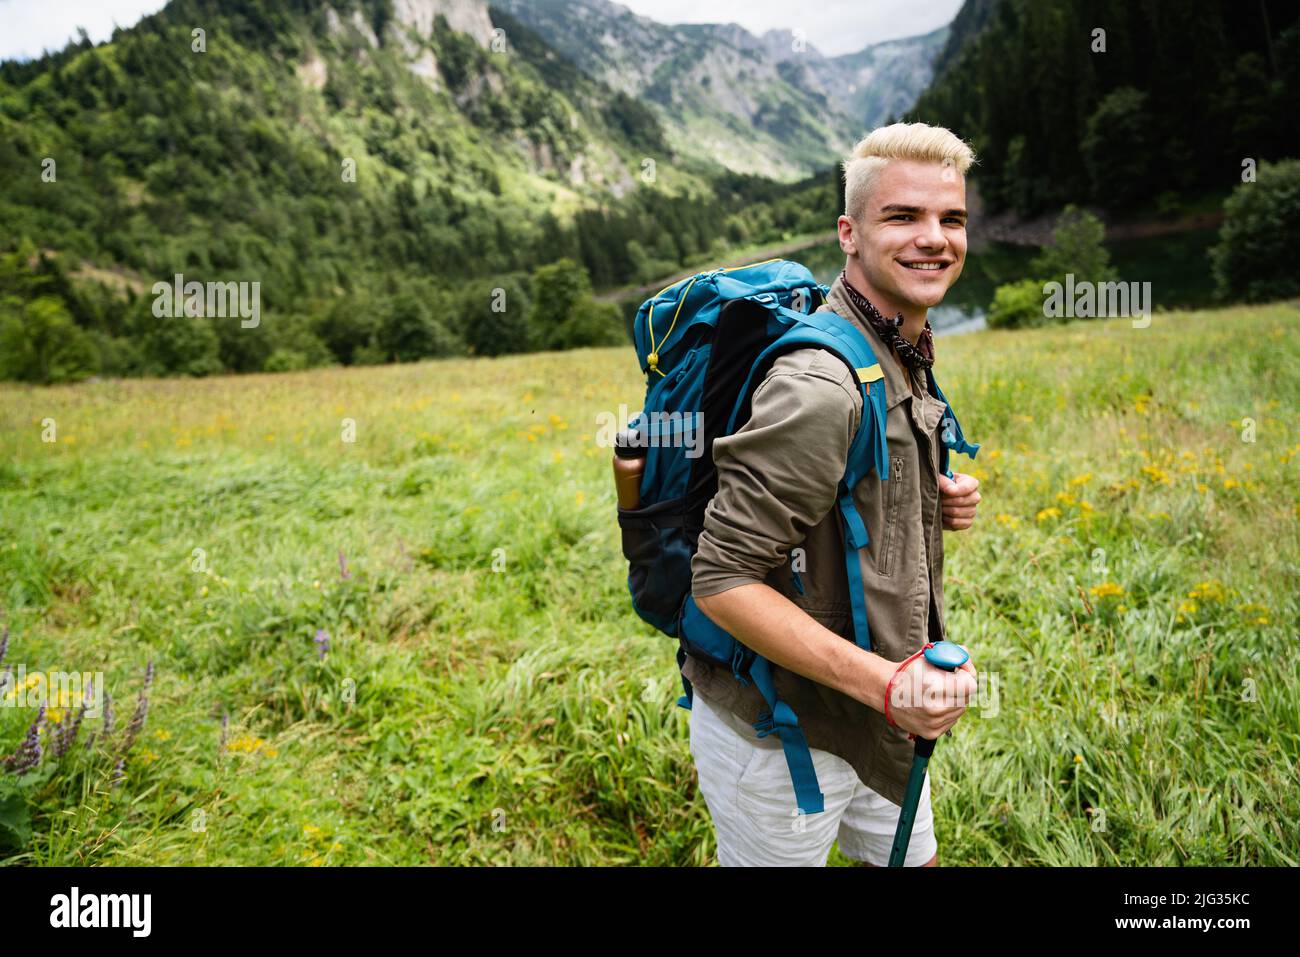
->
xmin=314 ymin=629 xmax=330 ymax=660
xmin=219 ymin=709 xmax=229 ymax=753
xmin=338 ymin=551 xmax=351 ymax=580
xmin=119 ymin=661 xmax=155 ymax=755
xmin=87 ymin=688 xmax=113 ymax=752
xmin=5 ymin=704 xmax=45 ymax=775
xmin=0 ymin=623 xmax=9 ymax=669
xmin=51 ymin=678 xmax=90 ymax=760
xmin=111 ymin=756 xmax=126 ymax=787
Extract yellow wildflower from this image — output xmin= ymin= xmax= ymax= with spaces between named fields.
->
xmin=1089 ymin=582 xmax=1125 ymax=600
xmin=1035 ymin=507 xmax=1061 ymax=522
xmin=1188 ymin=580 xmax=1227 ymax=603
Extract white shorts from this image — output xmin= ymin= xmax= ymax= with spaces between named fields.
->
xmin=688 ymin=690 xmax=937 ymax=867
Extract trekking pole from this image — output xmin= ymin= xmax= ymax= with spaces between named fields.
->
xmin=887 ymin=640 xmax=969 ymax=867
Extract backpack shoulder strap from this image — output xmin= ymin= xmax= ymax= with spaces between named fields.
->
xmin=926 ymin=372 xmax=981 ymax=479
xmin=723 ymin=304 xmax=888 ymax=654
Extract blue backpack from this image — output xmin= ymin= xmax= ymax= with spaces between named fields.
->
xmin=617 ymin=258 xmax=978 ymax=815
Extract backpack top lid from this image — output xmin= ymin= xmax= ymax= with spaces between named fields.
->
xmin=633 ymin=259 xmax=824 ymax=381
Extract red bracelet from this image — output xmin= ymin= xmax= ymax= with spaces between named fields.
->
xmin=884 ymin=643 xmax=933 ymax=742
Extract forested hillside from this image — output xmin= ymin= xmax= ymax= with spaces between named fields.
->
xmin=0 ymin=0 xmax=838 ymax=380
xmin=913 ymin=0 xmax=1300 ymax=215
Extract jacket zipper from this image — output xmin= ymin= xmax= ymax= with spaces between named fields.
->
xmin=878 ymin=455 xmax=903 ymax=576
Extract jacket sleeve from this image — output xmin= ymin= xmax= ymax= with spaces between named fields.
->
xmin=691 ymin=348 xmax=862 ymax=599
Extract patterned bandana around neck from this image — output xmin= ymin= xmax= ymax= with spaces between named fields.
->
xmin=838 ymin=270 xmax=935 ymax=374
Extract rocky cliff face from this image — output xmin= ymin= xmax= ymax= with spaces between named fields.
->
xmin=492 ymin=0 xmax=947 ymax=179
xmin=392 ymin=0 xmax=496 ymax=47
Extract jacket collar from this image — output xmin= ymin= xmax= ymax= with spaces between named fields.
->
xmin=820 ymin=274 xmax=921 ymax=413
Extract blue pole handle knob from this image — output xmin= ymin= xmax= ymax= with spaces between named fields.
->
xmin=923 ymin=640 xmax=968 ymax=672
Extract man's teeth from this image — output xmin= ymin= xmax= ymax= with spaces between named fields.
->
xmin=903 ymin=262 xmax=944 ymax=270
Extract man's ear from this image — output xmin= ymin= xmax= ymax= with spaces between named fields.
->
xmin=837 ymin=214 xmax=857 ymax=256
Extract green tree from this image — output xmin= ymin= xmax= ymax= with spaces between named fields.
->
xmin=1211 ymin=158 xmax=1300 ymax=302
xmin=1081 ymin=87 xmax=1152 ymax=208
xmin=463 ymin=275 xmax=534 ymax=357
xmin=138 ymin=308 xmax=223 ymax=377
xmin=528 ymin=259 xmax=592 ymax=350
xmin=0 ymin=295 xmax=97 ymax=383
xmin=1030 ymin=205 xmax=1115 ymax=284
xmin=548 ymin=297 xmax=627 ymax=350
xmin=317 ymin=295 xmax=380 ymax=365
xmin=378 ymin=292 xmax=461 ymax=362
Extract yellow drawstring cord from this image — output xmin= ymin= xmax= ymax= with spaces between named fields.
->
xmin=644 ymin=259 xmax=783 ymax=378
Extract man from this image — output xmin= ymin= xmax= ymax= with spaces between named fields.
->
xmin=686 ymin=122 xmax=983 ymax=867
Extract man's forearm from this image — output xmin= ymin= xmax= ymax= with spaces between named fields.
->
xmin=695 ymin=583 xmax=891 ymax=712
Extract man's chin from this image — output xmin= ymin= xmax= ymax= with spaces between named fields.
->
xmin=896 ymin=285 xmax=951 ymax=311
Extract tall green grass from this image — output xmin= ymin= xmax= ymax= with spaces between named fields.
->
xmin=0 ymin=300 xmax=1296 ymax=864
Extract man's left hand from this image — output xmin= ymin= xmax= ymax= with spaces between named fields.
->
xmin=939 ymin=472 xmax=980 ymax=531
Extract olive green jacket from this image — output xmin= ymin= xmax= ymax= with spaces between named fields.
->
xmin=684 ymin=273 xmax=952 ymax=807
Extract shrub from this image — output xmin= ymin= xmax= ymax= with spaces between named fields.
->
xmin=985 ymin=278 xmax=1050 ymax=330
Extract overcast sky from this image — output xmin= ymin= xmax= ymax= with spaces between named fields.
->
xmin=0 ymin=0 xmax=962 ymax=62
xmin=618 ymin=0 xmax=963 ymax=55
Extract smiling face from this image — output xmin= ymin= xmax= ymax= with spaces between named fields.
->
xmin=838 ymin=157 xmax=968 ymax=315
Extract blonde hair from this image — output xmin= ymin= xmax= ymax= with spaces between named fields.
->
xmin=842 ymin=122 xmax=976 ymax=224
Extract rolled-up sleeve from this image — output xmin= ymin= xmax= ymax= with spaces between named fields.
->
xmin=691 ymin=348 xmax=862 ymax=598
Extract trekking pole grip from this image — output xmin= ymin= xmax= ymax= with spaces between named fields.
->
xmin=887 ymin=641 xmax=969 ymax=867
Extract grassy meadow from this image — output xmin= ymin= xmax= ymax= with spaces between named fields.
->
xmin=0 ymin=299 xmax=1297 ymax=865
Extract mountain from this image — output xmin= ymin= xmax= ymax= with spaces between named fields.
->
xmin=811 ymin=27 xmax=949 ymax=129
xmin=0 ymin=0 xmax=839 ymax=381
xmin=491 ymin=0 xmax=946 ymax=180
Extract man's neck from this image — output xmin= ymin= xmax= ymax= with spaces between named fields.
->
xmin=843 ymin=258 xmax=928 ymax=347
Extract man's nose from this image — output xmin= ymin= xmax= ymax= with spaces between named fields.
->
xmin=916 ymin=217 xmax=947 ymax=250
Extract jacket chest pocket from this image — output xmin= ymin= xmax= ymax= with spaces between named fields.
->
xmin=877 ymin=455 xmax=904 ymax=577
